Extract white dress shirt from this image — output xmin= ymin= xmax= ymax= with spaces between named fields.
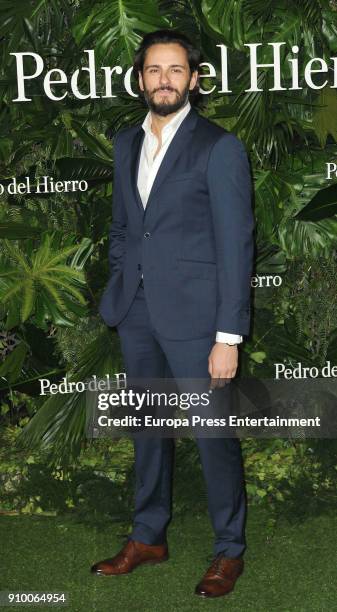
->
xmin=137 ymin=101 xmax=242 ymax=345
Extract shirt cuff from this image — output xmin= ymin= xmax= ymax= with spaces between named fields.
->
xmin=216 ymin=331 xmax=243 ymax=344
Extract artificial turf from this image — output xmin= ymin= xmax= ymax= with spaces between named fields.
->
xmin=0 ymin=506 xmax=336 ymax=612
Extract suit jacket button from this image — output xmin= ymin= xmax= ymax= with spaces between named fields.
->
xmin=144 ymin=232 xmax=151 ymax=238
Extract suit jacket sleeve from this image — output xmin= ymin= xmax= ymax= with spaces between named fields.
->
xmin=108 ymin=132 xmax=128 ymax=275
xmin=206 ymin=133 xmax=254 ymax=336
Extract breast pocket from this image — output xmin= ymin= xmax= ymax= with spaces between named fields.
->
xmin=177 ymin=259 xmax=217 ymax=281
xmin=165 ymin=171 xmax=204 ymax=184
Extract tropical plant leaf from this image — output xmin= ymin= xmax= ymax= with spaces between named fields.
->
xmin=278 ymin=217 xmax=337 ymax=258
xmin=0 ymin=341 xmax=28 ymax=383
xmin=55 ymin=157 xmax=113 ymax=185
xmin=255 ymin=244 xmax=287 ymax=273
xmin=72 ymin=0 xmax=168 ymax=65
xmin=70 ymin=121 xmax=112 ymax=161
xmin=17 ymin=327 xmax=123 ymax=464
xmin=0 ymin=235 xmax=89 ymax=329
xmin=254 ymin=169 xmax=294 ymax=242
xmin=312 ymin=87 xmax=337 ymax=147
xmin=0 ymin=223 xmax=41 ymax=239
xmin=296 ymin=183 xmax=337 ymax=221
xmin=202 ymin=0 xmax=247 ymax=49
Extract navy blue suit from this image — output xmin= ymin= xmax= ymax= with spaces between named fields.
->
xmin=99 ymin=106 xmax=254 ymax=339
xmin=99 ymin=106 xmax=254 ymax=558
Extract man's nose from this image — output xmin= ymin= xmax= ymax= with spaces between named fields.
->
xmin=159 ymin=71 xmax=171 ymax=87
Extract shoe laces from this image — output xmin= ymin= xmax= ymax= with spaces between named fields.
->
xmin=208 ymin=555 xmax=227 ymax=578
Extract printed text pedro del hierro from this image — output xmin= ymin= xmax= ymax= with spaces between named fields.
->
xmin=11 ymin=44 xmax=337 ymax=102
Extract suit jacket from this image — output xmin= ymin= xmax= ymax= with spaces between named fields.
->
xmin=99 ymin=106 xmax=255 ymax=340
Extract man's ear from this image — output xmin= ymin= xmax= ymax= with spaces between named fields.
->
xmin=189 ymin=70 xmax=199 ymax=90
xmin=138 ymin=71 xmax=144 ymax=92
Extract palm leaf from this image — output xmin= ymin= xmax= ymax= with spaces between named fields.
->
xmin=21 ymin=278 xmax=35 ymax=322
xmin=0 ymin=237 xmax=90 ymax=328
xmin=55 ymin=157 xmax=113 ymax=185
xmin=18 ymin=327 xmax=123 ymax=465
xmin=0 ymin=341 xmax=29 ymax=383
xmin=296 ymin=183 xmax=337 ymax=221
xmin=72 ymin=0 xmax=168 ymax=65
xmin=0 ymin=223 xmax=41 ymax=239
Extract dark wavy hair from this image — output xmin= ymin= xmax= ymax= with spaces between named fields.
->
xmin=133 ymin=29 xmax=201 ymax=100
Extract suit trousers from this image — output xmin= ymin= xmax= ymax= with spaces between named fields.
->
xmin=116 ymin=279 xmax=247 ymax=558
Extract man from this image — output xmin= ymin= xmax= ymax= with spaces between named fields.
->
xmin=93 ymin=29 xmax=254 ymax=598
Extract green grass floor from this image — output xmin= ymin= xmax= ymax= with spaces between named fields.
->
xmin=0 ymin=506 xmax=336 ymax=612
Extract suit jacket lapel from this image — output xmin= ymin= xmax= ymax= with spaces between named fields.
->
xmin=129 ymin=107 xmax=199 ymax=215
xmin=130 ymin=127 xmax=145 ymax=213
xmin=145 ymin=107 xmax=198 ymax=211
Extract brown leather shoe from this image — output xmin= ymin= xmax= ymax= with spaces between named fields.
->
xmin=195 ymin=556 xmax=244 ymax=598
xmin=90 ymin=539 xmax=169 ymax=576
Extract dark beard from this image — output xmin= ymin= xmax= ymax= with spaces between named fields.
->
xmin=143 ymin=82 xmax=190 ymax=116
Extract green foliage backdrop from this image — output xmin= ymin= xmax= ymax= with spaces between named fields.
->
xmin=0 ymin=0 xmax=336 ymax=511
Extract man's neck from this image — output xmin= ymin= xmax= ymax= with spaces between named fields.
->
xmin=149 ymin=102 xmax=188 ymax=140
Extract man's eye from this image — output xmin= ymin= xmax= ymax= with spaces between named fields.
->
xmin=149 ymin=69 xmax=158 ymax=73
xmin=172 ymin=69 xmax=182 ymax=73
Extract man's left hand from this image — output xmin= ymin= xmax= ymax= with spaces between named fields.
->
xmin=208 ymin=343 xmax=238 ymax=389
